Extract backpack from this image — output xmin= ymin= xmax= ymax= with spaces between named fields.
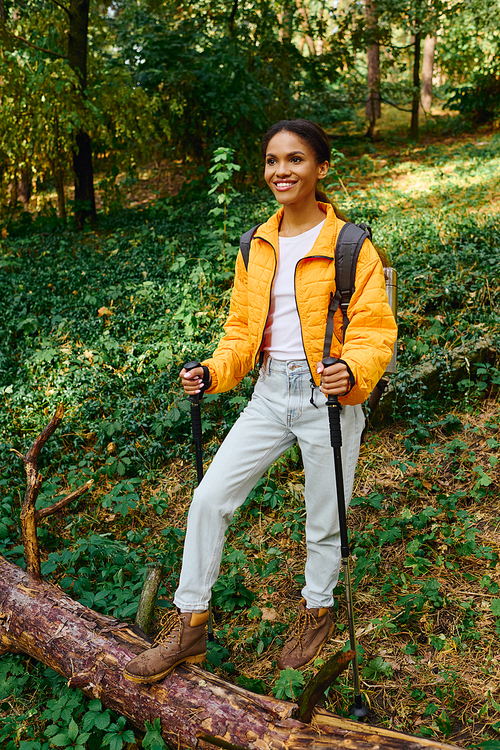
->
xmin=239 ymin=222 xmax=397 ymax=377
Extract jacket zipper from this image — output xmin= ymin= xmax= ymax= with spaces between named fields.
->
xmin=294 ymin=253 xmax=333 ymax=381
xmin=252 ymin=235 xmax=277 ymax=368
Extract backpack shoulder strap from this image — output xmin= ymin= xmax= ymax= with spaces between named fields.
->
xmin=239 ymin=223 xmax=263 ymax=270
xmin=322 ymin=222 xmax=370 ymax=359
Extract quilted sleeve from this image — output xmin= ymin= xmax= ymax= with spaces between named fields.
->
xmin=339 ymin=238 xmax=398 ymax=406
xmin=201 ymin=252 xmax=256 ymax=394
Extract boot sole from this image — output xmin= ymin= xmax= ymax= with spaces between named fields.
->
xmin=123 ymin=651 xmax=207 ymax=684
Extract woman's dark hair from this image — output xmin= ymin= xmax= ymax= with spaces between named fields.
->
xmin=261 ymin=119 xmax=347 ymax=220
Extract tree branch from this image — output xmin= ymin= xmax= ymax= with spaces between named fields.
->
xmin=50 ymin=0 xmax=72 ymax=18
xmin=36 ymin=480 xmax=93 ymax=521
xmin=8 ymin=30 xmax=66 ymax=59
xmin=228 ymin=0 xmax=238 ymax=34
xmin=380 ymin=96 xmax=413 ymax=113
xmin=14 ymin=404 xmax=67 ymax=580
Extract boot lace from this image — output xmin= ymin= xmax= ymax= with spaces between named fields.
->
xmin=154 ymin=610 xmax=182 ymax=647
xmin=289 ymin=608 xmax=319 ymax=648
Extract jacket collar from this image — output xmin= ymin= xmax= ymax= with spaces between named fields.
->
xmin=256 ymin=202 xmax=341 ymax=258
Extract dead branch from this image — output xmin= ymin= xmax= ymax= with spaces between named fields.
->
xmin=13 ymin=404 xmax=92 ymax=580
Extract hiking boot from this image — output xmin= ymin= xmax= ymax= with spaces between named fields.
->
xmin=123 ymin=609 xmax=208 ymax=683
xmin=277 ymin=598 xmax=333 ymax=670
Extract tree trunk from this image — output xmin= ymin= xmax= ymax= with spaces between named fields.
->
xmin=72 ymin=130 xmax=96 ymax=225
xmin=279 ymin=0 xmax=294 ymax=43
xmin=18 ymin=165 xmax=32 ymax=206
xmin=410 ymin=30 xmax=421 ymax=140
xmin=420 ymin=35 xmax=436 ymax=113
xmin=53 ymin=164 xmax=67 ymax=222
xmin=296 ymin=0 xmax=315 ymax=56
xmin=0 ymin=555 xmax=462 ymax=750
xmin=228 ymin=0 xmax=238 ymax=35
xmin=68 ymin=0 xmax=96 ymax=227
xmin=364 ymin=0 xmax=380 ymax=138
xmin=9 ymin=172 xmax=18 ymax=206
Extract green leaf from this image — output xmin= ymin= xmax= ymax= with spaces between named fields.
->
xmin=155 ymin=347 xmax=173 ymax=367
xmin=143 ymin=718 xmax=167 ymax=750
xmin=273 ymin=669 xmax=304 ymax=700
xmin=423 ymin=702 xmax=440 ymax=717
xmin=491 ymin=599 xmax=500 ymax=616
xmin=49 ymin=734 xmax=70 ymax=747
xmin=107 ymin=736 xmax=123 ymax=750
xmin=67 ymin=719 xmax=79 ymax=741
xmin=95 ymin=711 xmax=111 ymax=730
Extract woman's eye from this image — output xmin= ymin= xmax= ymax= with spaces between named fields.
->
xmin=291 ymin=157 xmax=302 ymax=163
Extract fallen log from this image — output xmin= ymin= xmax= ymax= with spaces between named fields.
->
xmin=0 ymin=555 xmax=461 ymax=750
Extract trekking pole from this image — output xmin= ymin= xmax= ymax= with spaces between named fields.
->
xmin=322 ymin=357 xmax=368 ymax=719
xmin=183 ymin=361 xmax=215 ymax=643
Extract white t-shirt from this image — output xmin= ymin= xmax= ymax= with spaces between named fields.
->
xmin=263 ymin=220 xmax=325 ymax=360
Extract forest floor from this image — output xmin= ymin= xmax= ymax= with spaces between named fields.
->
xmin=1 ymin=112 xmax=500 ymax=750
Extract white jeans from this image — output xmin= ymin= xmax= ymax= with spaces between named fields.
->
xmin=174 ymin=358 xmax=365 ymax=611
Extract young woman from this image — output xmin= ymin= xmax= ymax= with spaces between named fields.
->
xmin=124 ymin=119 xmax=397 ymax=683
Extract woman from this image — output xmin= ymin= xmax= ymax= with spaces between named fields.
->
xmin=124 ymin=119 xmax=397 ymax=683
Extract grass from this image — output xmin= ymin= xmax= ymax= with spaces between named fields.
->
xmin=0 ymin=120 xmax=500 ymax=749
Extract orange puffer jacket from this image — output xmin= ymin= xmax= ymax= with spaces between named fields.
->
xmin=203 ymin=202 xmax=397 ymax=406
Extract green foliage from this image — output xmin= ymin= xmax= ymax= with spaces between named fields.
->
xmin=362 ymin=656 xmax=393 ymax=680
xmin=206 ymin=147 xmax=242 ymax=264
xmin=447 ymin=74 xmax=500 ymax=123
xmin=115 ymin=1 xmax=352 ymax=170
xmin=0 ymin=2 xmax=158 ymax=220
xmin=0 ymin=660 xmax=137 ymax=750
xmin=273 ymin=669 xmax=305 ymax=700
xmin=143 ymin=719 xmax=167 ymax=750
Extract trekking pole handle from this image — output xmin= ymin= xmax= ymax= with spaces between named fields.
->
xmin=184 ymin=361 xmax=204 ymax=450
xmin=184 ymin=361 xmax=204 ymax=404
xmin=322 ymin=357 xmax=342 ymax=449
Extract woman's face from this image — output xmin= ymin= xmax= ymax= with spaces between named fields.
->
xmin=264 ymin=130 xmax=329 ymax=207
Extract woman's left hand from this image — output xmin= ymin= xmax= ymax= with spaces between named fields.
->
xmin=316 ymin=360 xmax=350 ymax=396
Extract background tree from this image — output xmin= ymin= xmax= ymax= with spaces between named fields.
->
xmin=0 ymin=0 xmax=156 ymax=225
xmin=67 ymin=0 xmax=96 ymax=226
xmin=1 ymin=0 xmax=500 ymax=221
xmin=420 ymin=33 xmax=436 ymax=112
xmin=364 ymin=0 xmax=381 ymax=138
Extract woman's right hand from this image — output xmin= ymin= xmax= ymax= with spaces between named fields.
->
xmin=179 ymin=366 xmax=206 ymax=395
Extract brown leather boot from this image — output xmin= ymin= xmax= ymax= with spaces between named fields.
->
xmin=123 ymin=609 xmax=208 ymax=683
xmin=277 ymin=598 xmax=334 ymax=670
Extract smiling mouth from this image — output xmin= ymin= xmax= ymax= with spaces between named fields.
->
xmin=274 ymin=181 xmax=297 ymax=190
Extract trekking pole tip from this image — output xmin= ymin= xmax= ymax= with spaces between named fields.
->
xmin=349 ymin=697 xmax=369 ymax=720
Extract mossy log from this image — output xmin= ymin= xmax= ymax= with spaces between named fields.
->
xmin=370 ymin=337 xmax=497 ymax=425
xmin=0 ymin=555 xmax=462 ymax=750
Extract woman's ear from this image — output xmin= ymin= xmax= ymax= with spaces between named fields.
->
xmin=317 ymin=161 xmax=329 ymax=179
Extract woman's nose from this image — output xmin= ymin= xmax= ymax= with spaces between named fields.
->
xmin=276 ymin=161 xmax=291 ymax=176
